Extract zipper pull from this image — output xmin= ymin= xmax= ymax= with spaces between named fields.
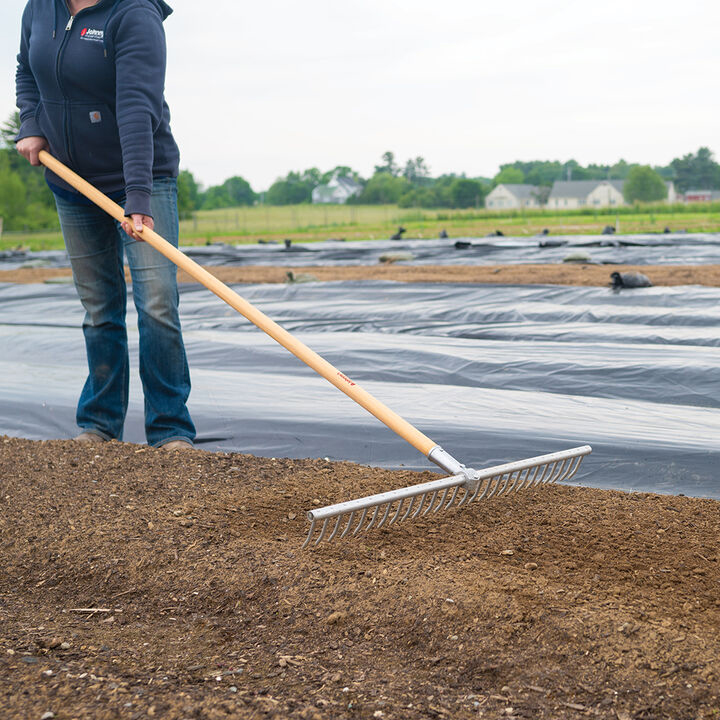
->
xmin=66 ymin=16 xmax=75 ymax=31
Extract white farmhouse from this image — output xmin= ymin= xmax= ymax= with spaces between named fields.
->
xmin=548 ymin=180 xmax=677 ymax=209
xmin=485 ymin=184 xmax=542 ymax=210
xmin=547 ymin=180 xmax=624 ymax=210
xmin=312 ymin=174 xmax=363 ymax=204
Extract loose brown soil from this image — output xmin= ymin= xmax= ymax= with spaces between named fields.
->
xmin=3 ymin=263 xmax=720 ymax=287
xmin=3 ymin=262 xmax=719 ymax=718
xmin=1 ymin=437 xmax=719 ymax=719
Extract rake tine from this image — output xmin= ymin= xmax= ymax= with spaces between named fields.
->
xmin=433 ymin=487 xmax=451 ymax=513
xmin=546 ymin=460 xmax=563 ymax=483
xmin=507 ymin=469 xmax=523 ymax=494
xmin=498 ymin=471 xmax=520 ymax=495
xmin=507 ymin=468 xmax=528 ymax=494
xmin=399 ymin=496 xmax=417 ymax=523
xmin=376 ymin=502 xmax=394 ymax=529
xmin=555 ymin=460 xmax=574 ymax=482
xmin=352 ymin=507 xmax=369 ymax=535
xmin=455 ymin=484 xmax=474 ymax=508
xmin=485 ymin=473 xmax=507 ymax=499
xmin=559 ymin=458 xmax=575 ymax=480
xmin=302 ymin=518 xmax=316 ymax=549
xmin=327 ymin=515 xmax=344 ymax=542
xmin=488 ymin=475 xmax=505 ymax=499
xmin=483 ymin=474 xmax=500 ymax=499
xmin=533 ymin=461 xmax=555 ymax=487
xmin=388 ymin=499 xmax=406 ymax=526
xmin=518 ymin=464 xmax=541 ymax=491
xmin=314 ymin=518 xmax=330 ymax=546
xmin=494 ymin=472 xmax=512 ymax=497
xmin=565 ymin=455 xmax=584 ymax=481
xmin=548 ymin=458 xmax=570 ymax=483
xmin=472 ymin=475 xmax=495 ymax=503
xmin=422 ymin=490 xmax=439 ymax=516
xmin=531 ymin=462 xmax=548 ymax=485
xmin=514 ymin=466 xmax=532 ymax=492
xmin=365 ymin=505 xmax=381 ymax=532
xmin=547 ymin=461 xmax=565 ymax=483
xmin=480 ymin=474 xmax=503 ymax=502
xmin=411 ymin=493 xmax=428 ymax=519
xmin=489 ymin=472 xmax=509 ymax=499
xmin=339 ymin=511 xmax=356 ymax=539
xmin=500 ymin=472 xmax=515 ymax=496
xmin=570 ymin=454 xmax=585 ymax=478
xmin=444 ymin=485 xmax=462 ymax=510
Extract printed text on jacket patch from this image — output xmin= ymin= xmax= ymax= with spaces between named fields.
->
xmin=80 ymin=28 xmax=104 ymax=42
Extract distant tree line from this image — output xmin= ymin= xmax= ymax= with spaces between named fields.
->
xmin=2 ymin=109 xmax=720 ymax=231
xmin=178 ymin=147 xmax=720 ymax=215
xmin=175 ymin=166 xmax=365 ymax=218
xmin=497 ymin=150 xmax=720 ymax=193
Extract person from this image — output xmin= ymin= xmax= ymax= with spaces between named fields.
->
xmin=14 ymin=0 xmax=195 ymax=450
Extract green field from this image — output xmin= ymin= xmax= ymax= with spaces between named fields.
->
xmin=3 ymin=203 xmax=719 ymax=252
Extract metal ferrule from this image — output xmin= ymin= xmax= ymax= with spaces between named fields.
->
xmin=427 ymin=445 xmax=475 ymax=481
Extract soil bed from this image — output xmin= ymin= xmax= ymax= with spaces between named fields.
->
xmin=1 ymin=437 xmax=719 ymax=719
xmin=3 ymin=263 xmax=720 ymax=287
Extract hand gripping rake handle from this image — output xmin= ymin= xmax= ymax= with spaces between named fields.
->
xmin=38 ymin=151 xmax=443 ymax=461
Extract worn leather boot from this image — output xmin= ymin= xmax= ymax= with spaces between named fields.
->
xmin=74 ymin=431 xmax=107 ymax=443
xmin=161 ymin=439 xmax=194 ymax=451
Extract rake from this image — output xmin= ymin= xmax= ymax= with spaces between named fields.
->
xmin=39 ymin=151 xmax=592 ymax=548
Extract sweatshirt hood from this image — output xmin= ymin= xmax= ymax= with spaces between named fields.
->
xmin=107 ymin=0 xmax=174 ymax=25
xmin=147 ymin=0 xmax=173 ymax=20
xmin=102 ymin=0 xmax=174 ymax=56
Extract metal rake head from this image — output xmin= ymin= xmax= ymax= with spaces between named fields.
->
xmin=303 ymin=445 xmax=592 ymax=548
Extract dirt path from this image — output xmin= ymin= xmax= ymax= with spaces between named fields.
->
xmin=3 ymin=263 xmax=720 ymax=287
xmin=1 ymin=437 xmax=718 ymax=719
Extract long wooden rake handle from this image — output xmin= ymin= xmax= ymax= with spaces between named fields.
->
xmin=39 ymin=151 xmax=438 ymax=457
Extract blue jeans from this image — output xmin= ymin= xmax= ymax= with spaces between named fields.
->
xmin=54 ymin=177 xmax=195 ymax=446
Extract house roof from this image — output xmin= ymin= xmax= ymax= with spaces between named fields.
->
xmin=333 ymin=176 xmax=362 ymax=192
xmin=312 ymin=175 xmax=363 ymax=203
xmin=490 ymin=184 xmax=538 ymax=200
xmin=549 ymin=180 xmax=624 ymax=200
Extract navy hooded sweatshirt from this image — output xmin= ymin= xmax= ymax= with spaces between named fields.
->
xmin=15 ymin=0 xmax=180 ymax=218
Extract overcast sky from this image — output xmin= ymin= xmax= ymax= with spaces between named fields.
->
xmin=2 ymin=0 xmax=719 ymax=191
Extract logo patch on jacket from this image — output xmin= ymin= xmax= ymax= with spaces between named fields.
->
xmin=89 ymin=111 xmax=102 ymax=124
xmin=80 ymin=27 xmax=104 ymax=42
